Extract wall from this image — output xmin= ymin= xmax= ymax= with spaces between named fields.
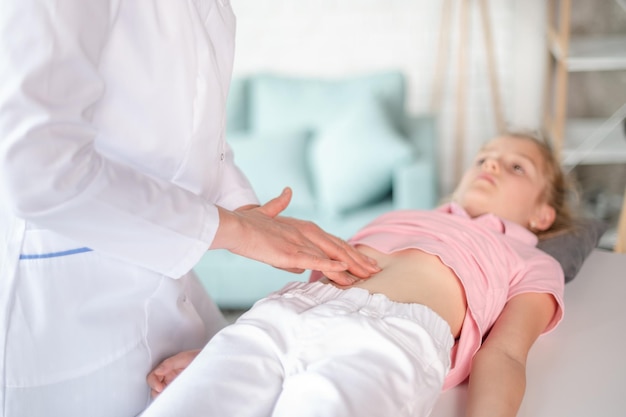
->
xmin=230 ymin=0 xmax=547 ymax=194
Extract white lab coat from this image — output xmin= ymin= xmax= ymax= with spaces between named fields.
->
xmin=0 ymin=1 xmax=258 ymax=416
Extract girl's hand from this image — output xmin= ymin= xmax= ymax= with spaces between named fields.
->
xmin=146 ymin=349 xmax=200 ymax=398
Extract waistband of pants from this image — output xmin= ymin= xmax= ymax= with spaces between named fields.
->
xmin=276 ymin=281 xmax=454 ymax=350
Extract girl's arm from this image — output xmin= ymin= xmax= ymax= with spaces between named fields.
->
xmin=465 ymin=292 xmax=558 ymax=417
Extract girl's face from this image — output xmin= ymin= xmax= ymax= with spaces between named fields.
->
xmin=453 ymin=136 xmax=556 ymax=230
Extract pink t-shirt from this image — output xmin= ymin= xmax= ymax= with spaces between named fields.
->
xmin=316 ymin=203 xmax=565 ymax=390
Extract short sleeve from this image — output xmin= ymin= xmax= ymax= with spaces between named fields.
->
xmin=508 ymin=250 xmax=565 ymax=333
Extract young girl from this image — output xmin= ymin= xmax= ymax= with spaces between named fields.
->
xmin=142 ymin=133 xmax=575 ymax=417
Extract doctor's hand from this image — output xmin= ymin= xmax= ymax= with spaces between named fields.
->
xmin=147 ymin=349 xmax=200 ymax=398
xmin=211 ymin=187 xmax=380 ymax=286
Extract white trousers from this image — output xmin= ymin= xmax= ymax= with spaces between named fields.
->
xmin=2 ymin=229 xmax=226 ymax=417
xmin=142 ymin=281 xmax=454 ymax=417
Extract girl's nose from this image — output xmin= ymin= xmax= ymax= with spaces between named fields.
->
xmin=482 ymin=158 xmax=499 ymax=172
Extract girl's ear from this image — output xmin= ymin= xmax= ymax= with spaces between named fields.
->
xmin=532 ymin=204 xmax=556 ymax=231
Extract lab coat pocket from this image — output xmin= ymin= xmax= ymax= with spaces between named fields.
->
xmin=5 ymin=228 xmax=160 ymax=388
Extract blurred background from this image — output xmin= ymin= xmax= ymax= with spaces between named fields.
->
xmin=229 ymin=0 xmax=625 ymax=246
xmin=214 ymin=0 xmax=626 ymax=316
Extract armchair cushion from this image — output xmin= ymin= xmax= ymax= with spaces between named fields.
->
xmin=229 ymin=130 xmax=315 ymax=212
xmin=307 ymin=95 xmax=413 ymax=215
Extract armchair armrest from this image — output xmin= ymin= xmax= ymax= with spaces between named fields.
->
xmin=393 ymin=114 xmax=439 ymax=209
xmin=401 ymin=114 xmax=437 ymax=159
xmin=392 ymin=161 xmax=437 ymax=209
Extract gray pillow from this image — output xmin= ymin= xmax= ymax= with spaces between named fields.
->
xmin=537 ymin=218 xmax=608 ymax=283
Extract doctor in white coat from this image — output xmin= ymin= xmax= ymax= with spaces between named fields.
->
xmin=0 ymin=2 xmax=379 ymax=417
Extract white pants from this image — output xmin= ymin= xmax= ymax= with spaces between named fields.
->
xmin=2 ymin=229 xmax=226 ymax=417
xmin=142 ymin=281 xmax=454 ymax=417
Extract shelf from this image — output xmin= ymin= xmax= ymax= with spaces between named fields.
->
xmin=562 ymin=117 xmax=626 ymax=166
xmin=549 ymin=35 xmax=626 ymax=72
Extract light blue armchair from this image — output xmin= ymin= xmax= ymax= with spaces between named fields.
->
xmin=194 ymin=71 xmax=439 ymax=308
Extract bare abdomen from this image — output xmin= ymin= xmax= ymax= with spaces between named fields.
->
xmin=321 ymin=245 xmax=467 ymax=338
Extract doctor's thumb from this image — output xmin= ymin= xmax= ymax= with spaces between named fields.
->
xmin=259 ymin=187 xmax=292 ymax=218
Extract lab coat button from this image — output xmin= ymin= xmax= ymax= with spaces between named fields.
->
xmin=220 ymin=153 xmax=225 ymax=161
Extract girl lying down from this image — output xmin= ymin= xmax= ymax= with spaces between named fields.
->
xmin=141 ymin=133 xmax=576 ymax=417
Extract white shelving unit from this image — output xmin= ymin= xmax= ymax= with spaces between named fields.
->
xmin=556 ymin=35 xmax=626 ymax=167
xmin=543 ymin=0 xmax=626 ymax=252
xmin=544 ymin=1 xmax=626 ymax=164
xmin=560 ymin=35 xmax=626 ymax=72
xmin=562 ymin=114 xmax=626 ymax=167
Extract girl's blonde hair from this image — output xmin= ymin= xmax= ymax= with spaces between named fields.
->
xmin=504 ymin=131 xmax=578 ymax=239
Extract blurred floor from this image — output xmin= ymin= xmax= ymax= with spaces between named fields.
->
xmin=220 ymin=308 xmax=248 ymax=324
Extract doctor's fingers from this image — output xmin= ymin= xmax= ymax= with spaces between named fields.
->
xmin=276 ymin=216 xmax=380 ymax=279
xmin=273 ymin=266 xmax=355 ymax=286
xmin=281 ymin=250 xmax=358 ymax=280
xmin=242 ymin=234 xmax=353 ymax=277
xmin=225 ymin=210 xmax=359 ymax=274
xmin=284 ymin=253 xmax=363 ymax=286
xmin=312 ymin=233 xmax=380 ymax=278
